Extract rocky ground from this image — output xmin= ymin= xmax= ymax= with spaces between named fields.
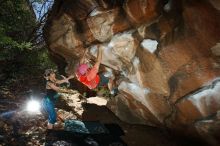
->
xmin=0 ymin=75 xmax=209 ymax=146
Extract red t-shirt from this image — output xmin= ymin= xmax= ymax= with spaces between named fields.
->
xmin=76 ymin=64 xmax=100 ymax=89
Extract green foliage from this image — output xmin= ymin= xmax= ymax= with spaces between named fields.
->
xmin=2 ymin=48 xmax=56 ymax=82
xmin=25 ymin=49 xmax=56 ymax=71
xmin=0 ymin=0 xmax=55 ymax=81
xmin=0 ymin=35 xmax=32 ymax=60
xmin=96 ymin=87 xmax=112 ymax=97
xmin=0 ymin=0 xmax=36 ymax=61
xmin=0 ymin=0 xmax=36 ymax=40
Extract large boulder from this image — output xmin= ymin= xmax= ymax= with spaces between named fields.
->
xmin=44 ymin=0 xmax=220 ymax=144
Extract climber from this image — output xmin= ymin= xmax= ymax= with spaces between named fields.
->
xmin=42 ymin=69 xmax=74 ymax=129
xmin=74 ymin=46 xmax=118 ymax=95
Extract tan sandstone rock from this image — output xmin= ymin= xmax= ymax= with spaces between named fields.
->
xmin=44 ymin=0 xmax=220 ymax=144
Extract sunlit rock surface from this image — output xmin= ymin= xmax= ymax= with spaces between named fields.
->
xmin=44 ymin=0 xmax=220 ymax=144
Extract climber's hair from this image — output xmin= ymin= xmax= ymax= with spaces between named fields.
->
xmin=44 ymin=69 xmax=56 ymax=80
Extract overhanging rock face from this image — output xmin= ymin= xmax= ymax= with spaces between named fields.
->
xmin=44 ymin=0 xmax=220 ymax=143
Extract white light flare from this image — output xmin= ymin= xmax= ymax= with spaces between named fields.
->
xmin=26 ymin=100 xmax=41 ymax=113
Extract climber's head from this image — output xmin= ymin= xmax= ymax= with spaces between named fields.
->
xmin=76 ymin=63 xmax=89 ymax=76
xmin=44 ymin=69 xmax=56 ymax=81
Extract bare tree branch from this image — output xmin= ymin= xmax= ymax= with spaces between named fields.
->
xmin=26 ymin=0 xmax=54 ymax=50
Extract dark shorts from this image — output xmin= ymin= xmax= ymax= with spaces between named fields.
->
xmin=97 ymin=73 xmax=109 ymax=87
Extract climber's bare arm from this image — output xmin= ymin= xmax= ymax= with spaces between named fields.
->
xmin=80 ymin=49 xmax=88 ymax=64
xmin=86 ymin=46 xmax=103 ymax=81
xmin=47 ymin=82 xmax=72 ymax=93
xmin=94 ymin=45 xmax=103 ymax=71
xmin=55 ymin=75 xmax=74 ymax=84
xmin=55 ymin=79 xmax=68 ymax=85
